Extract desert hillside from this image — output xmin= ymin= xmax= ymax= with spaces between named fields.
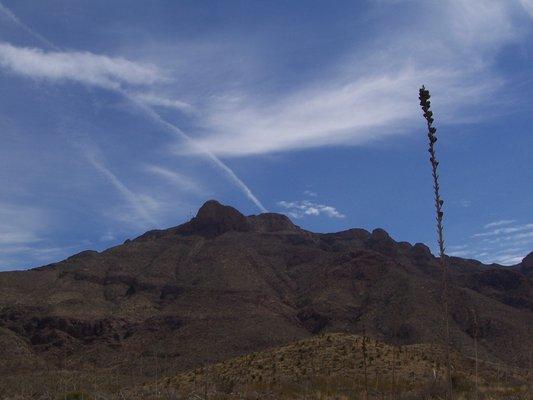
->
xmin=0 ymin=200 xmax=531 ymax=399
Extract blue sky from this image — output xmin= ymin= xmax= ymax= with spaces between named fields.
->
xmin=0 ymin=0 xmax=531 ymax=270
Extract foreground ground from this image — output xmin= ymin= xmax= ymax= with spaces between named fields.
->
xmin=1 ymin=333 xmax=530 ymax=399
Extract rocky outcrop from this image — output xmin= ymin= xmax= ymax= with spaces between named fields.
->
xmin=521 ymin=252 xmax=533 ymax=278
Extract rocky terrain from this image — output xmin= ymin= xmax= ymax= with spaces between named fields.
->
xmin=153 ymin=333 xmax=529 ymax=399
xmin=0 ymin=200 xmax=531 ymax=398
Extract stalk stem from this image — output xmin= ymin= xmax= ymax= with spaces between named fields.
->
xmin=419 ymin=86 xmax=453 ymax=400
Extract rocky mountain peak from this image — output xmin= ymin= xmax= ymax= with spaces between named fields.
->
xmin=190 ymin=200 xmax=251 ymax=237
xmin=521 ymin=252 xmax=533 ymax=278
xmin=196 ymin=200 xmax=243 ymax=220
xmin=248 ymin=212 xmax=299 ymax=232
xmin=522 ymin=252 xmax=533 ymax=267
xmin=370 ymin=228 xmax=391 ymax=241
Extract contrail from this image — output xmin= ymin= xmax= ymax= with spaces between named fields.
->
xmin=122 ymin=93 xmax=267 ymax=212
xmin=0 ymin=1 xmax=267 ymax=213
xmin=86 ymin=151 xmax=157 ymax=226
xmin=0 ymin=2 xmax=59 ymax=51
xmin=63 ymin=123 xmax=158 ymax=226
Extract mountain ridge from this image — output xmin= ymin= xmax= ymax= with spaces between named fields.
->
xmin=0 ymin=200 xmax=531 ymax=385
xmin=32 ymin=199 xmax=531 ymax=272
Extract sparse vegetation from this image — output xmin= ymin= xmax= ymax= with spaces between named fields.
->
xmin=145 ymin=333 xmax=527 ymax=400
xmin=1 ymin=334 xmax=529 ymax=399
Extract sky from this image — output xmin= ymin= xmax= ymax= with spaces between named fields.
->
xmin=0 ymin=0 xmax=531 ymax=271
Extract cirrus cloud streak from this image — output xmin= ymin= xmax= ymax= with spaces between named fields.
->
xmin=0 ymin=41 xmax=164 ymax=89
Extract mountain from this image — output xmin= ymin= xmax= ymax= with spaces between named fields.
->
xmin=0 ymin=200 xmax=532 ymax=395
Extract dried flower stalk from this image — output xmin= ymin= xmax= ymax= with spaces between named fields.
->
xmin=419 ymin=85 xmax=453 ymax=399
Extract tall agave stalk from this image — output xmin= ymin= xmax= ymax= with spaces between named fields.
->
xmin=419 ymin=86 xmax=453 ymax=399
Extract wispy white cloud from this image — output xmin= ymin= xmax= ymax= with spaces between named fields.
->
xmin=443 ymin=0 xmax=519 ymax=50
xmin=0 ymin=1 xmax=58 ymax=50
xmin=484 ymin=219 xmax=516 ymax=229
xmin=0 ymin=38 xmax=266 ymax=212
xmin=519 ymin=0 xmax=533 ymax=17
xmin=513 ymin=231 xmax=533 ymax=240
xmin=447 ymin=244 xmax=470 ymax=257
xmin=448 ymin=250 xmax=470 ymax=258
xmin=99 ymin=231 xmax=116 ymax=242
xmin=0 ymin=203 xmax=45 ymax=246
xmin=473 ymin=223 xmax=533 ymax=238
xmin=124 ymin=95 xmax=268 ymax=212
xmin=191 ymin=67 xmax=453 ymax=156
xmin=0 ymin=203 xmax=80 ymax=269
xmin=182 ymin=0 xmax=531 ymax=157
xmin=491 ymin=253 xmax=525 ymax=266
xmin=278 ymin=200 xmax=345 ymax=219
xmin=131 ymin=92 xmax=194 ymax=113
xmin=85 ymin=150 xmax=157 ymax=226
xmin=145 ymin=164 xmax=204 ymax=195
xmin=454 ymin=219 xmax=533 ymax=265
xmin=0 ymin=241 xmax=95 ymax=270
xmin=0 ymin=42 xmax=164 ymax=89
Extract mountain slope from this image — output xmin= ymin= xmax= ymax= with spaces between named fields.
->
xmin=154 ymin=333 xmax=529 ymax=399
xmin=1 ymin=200 xmax=532 ymax=380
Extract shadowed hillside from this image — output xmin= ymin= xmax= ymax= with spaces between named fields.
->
xmin=0 ymin=200 xmax=531 ymax=398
